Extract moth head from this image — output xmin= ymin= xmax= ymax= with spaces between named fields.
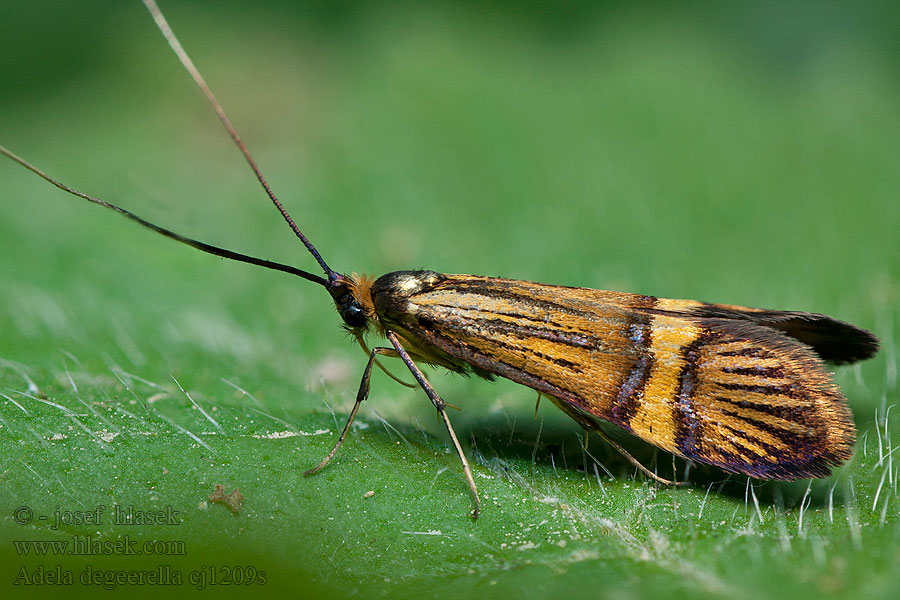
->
xmin=327 ymin=273 xmax=376 ymax=332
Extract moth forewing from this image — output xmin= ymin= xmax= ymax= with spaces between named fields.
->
xmin=351 ymin=270 xmax=876 ymax=482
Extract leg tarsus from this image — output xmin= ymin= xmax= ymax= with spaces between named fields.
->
xmin=304 ymin=345 xmax=394 ymax=477
xmin=439 ymin=408 xmax=482 ymax=520
xmin=385 ymin=329 xmax=481 ymax=519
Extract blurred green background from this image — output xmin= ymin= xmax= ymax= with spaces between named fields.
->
xmin=1 ymin=1 xmax=898 ymax=598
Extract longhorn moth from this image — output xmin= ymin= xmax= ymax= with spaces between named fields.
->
xmin=1 ymin=0 xmax=879 ymax=519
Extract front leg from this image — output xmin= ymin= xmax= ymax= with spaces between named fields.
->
xmin=384 ymin=329 xmax=481 ymax=520
xmin=304 ymin=345 xmax=396 ymax=476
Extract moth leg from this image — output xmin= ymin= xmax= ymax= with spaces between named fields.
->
xmin=590 ymin=428 xmax=690 ymax=487
xmin=354 ymin=333 xmax=415 ymax=388
xmin=550 ymin=396 xmax=688 ymax=487
xmin=385 ymin=330 xmax=481 ymax=520
xmin=304 ymin=345 xmax=396 ymax=477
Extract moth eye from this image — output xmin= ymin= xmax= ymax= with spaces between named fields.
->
xmin=339 ymin=301 xmax=367 ymax=329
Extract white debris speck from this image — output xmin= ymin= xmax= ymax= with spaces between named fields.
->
xmin=96 ymin=431 xmax=120 ymax=443
xmin=252 ymin=429 xmax=330 ymax=439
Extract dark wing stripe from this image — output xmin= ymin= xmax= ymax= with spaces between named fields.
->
xmin=454 ymin=316 xmax=606 ymax=351
xmin=611 ymin=319 xmax=653 ymax=427
xmin=441 ymin=277 xmax=658 ymax=318
xmin=716 ymin=382 xmax=798 ymax=396
xmin=720 ymin=365 xmax=787 ymax=378
xmin=438 ymin=280 xmax=600 ymax=319
xmin=712 ymin=403 xmax=810 ymax=439
xmin=714 ymin=421 xmax=831 ymax=479
xmin=674 ymin=333 xmax=710 ymax=456
xmin=713 ymin=389 xmax=814 ymax=411
xmin=716 ymin=347 xmax=763 ymax=358
xmin=424 ymin=318 xmax=585 ymax=372
xmin=413 ymin=325 xmax=595 ymax=412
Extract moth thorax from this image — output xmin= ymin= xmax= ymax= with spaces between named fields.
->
xmin=373 ymin=270 xmax=442 ymax=296
xmin=368 ymin=270 xmax=444 ymax=323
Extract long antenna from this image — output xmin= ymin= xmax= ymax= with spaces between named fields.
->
xmin=0 ymin=144 xmax=328 ymax=288
xmin=142 ymin=0 xmax=337 ymax=282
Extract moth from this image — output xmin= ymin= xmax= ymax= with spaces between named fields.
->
xmin=1 ymin=0 xmax=880 ymax=519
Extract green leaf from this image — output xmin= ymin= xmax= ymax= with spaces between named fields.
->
xmin=1 ymin=2 xmax=898 ymax=599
